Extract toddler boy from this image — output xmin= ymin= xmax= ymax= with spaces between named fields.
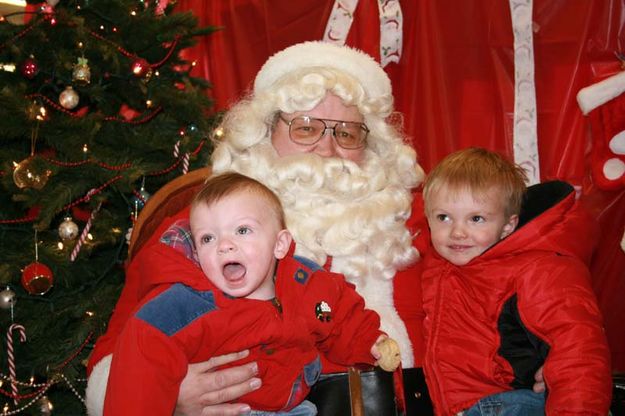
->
xmin=104 ymin=172 xmax=400 ymax=415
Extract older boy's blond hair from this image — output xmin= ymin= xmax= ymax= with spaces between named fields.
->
xmin=423 ymin=147 xmax=528 ymax=218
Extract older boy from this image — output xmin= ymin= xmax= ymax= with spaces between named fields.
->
xmin=421 ymin=147 xmax=611 ymax=415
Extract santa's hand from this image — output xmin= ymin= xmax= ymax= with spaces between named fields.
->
xmin=175 ymin=350 xmax=261 ymax=416
xmin=371 ymin=336 xmax=401 ymax=372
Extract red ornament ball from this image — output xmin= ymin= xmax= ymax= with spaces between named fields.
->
xmin=20 ymin=57 xmax=39 ymax=79
xmin=21 ymin=262 xmax=54 ymax=295
xmin=130 ymin=58 xmax=152 ymax=79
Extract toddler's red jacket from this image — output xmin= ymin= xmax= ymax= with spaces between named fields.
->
xmin=103 ymin=221 xmax=382 ymax=415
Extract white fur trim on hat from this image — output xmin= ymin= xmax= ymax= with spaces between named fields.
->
xmin=253 ymin=41 xmax=392 ymax=100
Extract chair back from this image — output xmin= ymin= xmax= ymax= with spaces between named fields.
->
xmin=128 ymin=167 xmax=211 ymax=260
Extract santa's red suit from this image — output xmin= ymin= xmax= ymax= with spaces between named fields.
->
xmin=102 ymin=218 xmax=384 ymax=415
xmin=422 ymin=182 xmax=612 ymax=415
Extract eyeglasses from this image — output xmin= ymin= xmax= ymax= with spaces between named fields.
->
xmin=278 ymin=115 xmax=369 ymax=150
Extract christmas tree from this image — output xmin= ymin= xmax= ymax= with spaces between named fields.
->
xmin=0 ymin=0 xmax=214 ymax=413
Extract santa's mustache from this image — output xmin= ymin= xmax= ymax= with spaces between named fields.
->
xmin=260 ymin=149 xmax=390 ymax=202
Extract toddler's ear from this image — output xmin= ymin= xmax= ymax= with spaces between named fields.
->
xmin=274 ymin=229 xmax=293 ymax=259
xmin=501 ymin=214 xmax=519 ymax=239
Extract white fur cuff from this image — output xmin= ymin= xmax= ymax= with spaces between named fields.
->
xmin=85 ymin=354 xmax=111 ymax=416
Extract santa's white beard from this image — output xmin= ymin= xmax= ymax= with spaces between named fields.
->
xmin=213 ymin=143 xmax=418 ymax=366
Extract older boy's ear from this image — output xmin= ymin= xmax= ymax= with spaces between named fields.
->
xmin=501 ymin=215 xmax=519 ymax=239
xmin=274 ymin=229 xmax=293 ymax=259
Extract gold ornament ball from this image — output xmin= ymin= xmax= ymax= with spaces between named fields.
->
xmin=59 ymin=86 xmax=79 ymax=109
xmin=13 ymin=157 xmax=52 ymax=190
xmin=58 ymin=216 xmax=79 ymax=240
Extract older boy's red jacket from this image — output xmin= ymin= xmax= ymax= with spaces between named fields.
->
xmin=422 ymin=182 xmax=612 ymax=415
xmin=103 ymin=227 xmax=382 ymax=415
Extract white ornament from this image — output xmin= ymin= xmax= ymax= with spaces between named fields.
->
xmin=58 ymin=216 xmax=79 ymax=241
xmin=59 ymin=86 xmax=79 ymax=110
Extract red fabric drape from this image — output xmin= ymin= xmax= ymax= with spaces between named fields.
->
xmin=178 ymin=0 xmax=625 ymax=371
xmin=179 ymin=0 xmax=334 ymax=109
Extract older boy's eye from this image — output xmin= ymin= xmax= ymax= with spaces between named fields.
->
xmin=436 ymin=214 xmax=449 ymax=222
xmin=237 ymin=226 xmax=251 ymax=235
xmin=471 ymin=216 xmax=485 ymax=223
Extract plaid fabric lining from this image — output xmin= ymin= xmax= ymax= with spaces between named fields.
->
xmin=159 ymin=219 xmax=199 ymax=265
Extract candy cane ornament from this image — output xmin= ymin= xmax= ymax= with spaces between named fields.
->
xmin=182 ymin=152 xmax=190 ymax=174
xmin=6 ymin=324 xmax=26 ymax=404
xmin=70 ymin=201 xmax=103 ymax=262
xmin=173 ymin=140 xmax=189 ymax=174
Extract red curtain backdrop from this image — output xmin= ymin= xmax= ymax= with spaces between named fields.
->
xmin=177 ymin=0 xmax=625 ymax=371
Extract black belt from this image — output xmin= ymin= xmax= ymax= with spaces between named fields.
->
xmin=307 ymin=367 xmax=433 ymax=415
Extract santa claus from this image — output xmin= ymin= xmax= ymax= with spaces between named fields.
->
xmin=86 ymin=41 xmax=430 ymax=415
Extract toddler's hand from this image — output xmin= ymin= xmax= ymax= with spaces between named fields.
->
xmin=371 ymin=336 xmax=401 ymax=372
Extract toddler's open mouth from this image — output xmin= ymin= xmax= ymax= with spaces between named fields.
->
xmin=223 ymin=262 xmax=246 ymax=281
